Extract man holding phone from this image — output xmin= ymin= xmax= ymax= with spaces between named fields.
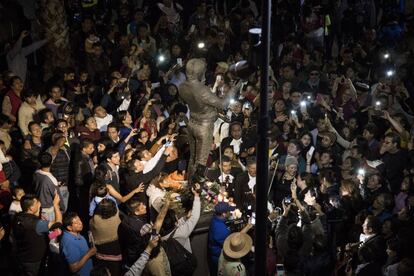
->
xmin=60 ymin=212 xmax=96 ymax=276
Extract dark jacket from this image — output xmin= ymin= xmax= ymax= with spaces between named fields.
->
xmin=73 ymin=152 xmax=94 ymax=188
xmin=230 ymin=172 xmax=254 ymax=210
xmin=118 ymin=214 xmax=149 ymax=267
xmin=124 ymin=155 xmax=167 ymax=194
xmin=275 ymin=210 xmax=314 ymax=258
xmin=101 ymin=162 xmax=120 ymax=193
xmin=49 ymin=147 xmax=70 ymax=186
xmin=12 ymin=213 xmax=48 ymax=263
xmin=359 ymin=234 xmax=387 ymax=265
xmin=20 ymin=141 xmax=42 ymax=172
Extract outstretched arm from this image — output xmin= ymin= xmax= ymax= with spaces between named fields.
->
xmin=107 ymin=183 xmax=144 ymax=203
xmin=22 ymin=39 xmax=48 ymax=56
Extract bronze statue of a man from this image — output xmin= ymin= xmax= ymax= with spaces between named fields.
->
xmin=179 ymin=58 xmax=232 ymax=178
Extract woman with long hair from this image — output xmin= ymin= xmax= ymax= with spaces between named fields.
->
xmin=90 ymin=199 xmax=122 ymax=276
xmin=340 ymin=179 xmax=363 ymax=230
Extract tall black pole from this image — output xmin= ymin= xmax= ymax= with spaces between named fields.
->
xmin=255 ymin=0 xmax=271 ymax=275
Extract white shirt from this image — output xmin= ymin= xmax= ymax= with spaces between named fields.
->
xmin=230 ymin=138 xmax=243 ymax=155
xmin=142 ymin=145 xmax=166 ymax=174
xmin=95 ymin=114 xmax=113 ymax=132
xmin=359 ymin=233 xmax=375 ymax=245
xmin=248 ymin=174 xmax=256 ymax=192
xmin=218 ymin=173 xmax=234 ymax=185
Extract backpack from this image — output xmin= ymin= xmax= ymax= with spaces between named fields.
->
xmin=161 ymin=229 xmax=197 ymax=276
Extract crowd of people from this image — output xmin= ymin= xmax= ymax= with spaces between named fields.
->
xmin=0 ymin=0 xmax=414 ymax=275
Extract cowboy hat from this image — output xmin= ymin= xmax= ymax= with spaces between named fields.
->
xmin=223 ymin=232 xmax=252 ymax=259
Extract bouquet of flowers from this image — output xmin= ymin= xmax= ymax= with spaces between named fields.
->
xmin=200 ymin=181 xmax=238 ymax=214
xmin=164 ymin=179 xmax=242 ymax=218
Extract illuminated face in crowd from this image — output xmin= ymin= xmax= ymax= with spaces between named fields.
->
xmin=57 ymin=121 xmax=68 ymax=136
xmin=301 ymin=134 xmax=312 ymax=148
xmin=139 ymin=131 xmax=149 ymax=144
xmin=282 ymin=82 xmax=292 ymax=94
xmin=25 ymin=95 xmax=37 ymax=105
xmin=274 ymin=99 xmax=286 ymax=113
xmin=247 ymin=163 xmax=257 ymax=177
xmin=29 ymin=123 xmax=42 ymax=138
xmin=223 ymin=147 xmax=234 ymax=159
xmin=285 ymin=164 xmax=297 ymax=177
xmin=68 ymin=216 xmax=84 ymax=233
xmin=287 ymin=142 xmax=300 ymax=157
xmin=134 ymin=159 xmax=144 ymax=172
xmin=230 ymin=124 xmax=242 ymax=140
xmin=83 ymin=144 xmax=95 ymax=155
xmin=341 ymin=89 xmax=353 ymax=103
xmin=230 ymin=101 xmax=242 ymax=114
xmin=171 ymin=44 xmax=181 ymax=57
xmin=221 ymin=161 xmax=232 ymax=174
xmin=11 ymin=78 xmax=24 ymax=93
xmin=304 ymin=190 xmax=316 ymax=206
xmin=309 ymin=70 xmax=320 ymax=83
xmin=123 ymin=112 xmax=133 ymax=125
xmin=85 ymin=117 xmax=97 ymax=130
xmin=367 ymin=175 xmax=381 ymax=190
xmin=382 ymin=136 xmax=397 ymax=153
xmin=282 ymin=66 xmax=295 ymax=81
xmin=108 ymin=152 xmax=120 ymax=166
xmin=141 ymin=150 xmax=152 ymax=161
xmin=97 ymin=143 xmax=106 ymax=153
xmin=289 ymin=91 xmax=301 ymax=105
xmin=319 ymin=152 xmax=332 ymax=166
xmin=107 ymin=127 xmax=119 ymax=141
xmin=50 ymin=86 xmax=62 ymax=101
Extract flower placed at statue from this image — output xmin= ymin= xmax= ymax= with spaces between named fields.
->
xmin=231 ymin=208 xmax=243 ymax=219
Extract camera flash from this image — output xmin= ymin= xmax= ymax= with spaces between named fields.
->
xmin=197 ymin=42 xmax=205 ymax=49
xmin=375 ymin=101 xmax=381 ymax=106
xmin=291 ymin=110 xmax=296 ymax=115
xmin=158 ymin=55 xmax=165 ymax=62
xmin=384 ymin=53 xmax=390 ymax=59
xmin=358 ymin=168 xmax=365 ymax=175
xmin=386 ymin=70 xmax=394 ymax=77
xmin=300 ymin=101 xmax=306 ymax=107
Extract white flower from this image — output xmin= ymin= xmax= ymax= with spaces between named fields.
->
xmin=233 ymin=209 xmax=242 ymax=219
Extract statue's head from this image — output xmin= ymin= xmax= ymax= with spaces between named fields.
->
xmin=186 ymin=58 xmax=206 ymax=82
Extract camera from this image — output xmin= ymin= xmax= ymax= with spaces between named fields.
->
xmin=372 ymin=101 xmax=383 ymax=116
xmin=283 ymin=196 xmax=293 ymax=205
xmin=251 ymin=212 xmax=256 ymax=225
xmin=116 ymin=90 xmax=130 ymax=101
